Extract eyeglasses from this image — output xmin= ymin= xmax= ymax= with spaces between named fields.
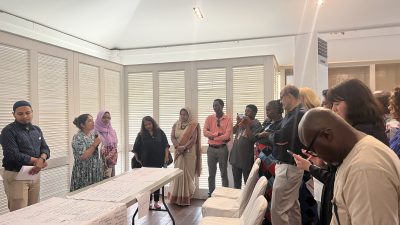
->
xmin=217 ymin=118 xmax=221 ymax=127
xmin=305 ymin=130 xmax=322 ymax=157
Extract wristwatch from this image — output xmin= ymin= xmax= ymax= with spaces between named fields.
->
xmin=40 ymin=156 xmax=46 ymax=162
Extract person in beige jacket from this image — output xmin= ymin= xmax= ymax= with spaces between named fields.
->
xmin=296 ymin=107 xmax=400 ymax=225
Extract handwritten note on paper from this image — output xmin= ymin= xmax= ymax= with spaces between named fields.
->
xmin=68 ymin=180 xmax=152 ymax=202
xmin=0 ymin=197 xmax=127 ymax=225
xmin=15 ymin=166 xmax=39 ymax=181
xmin=137 ymin=191 xmax=151 ymax=219
xmin=68 ymin=167 xmax=182 ymax=204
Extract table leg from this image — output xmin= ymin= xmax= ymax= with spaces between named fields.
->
xmin=160 ymin=186 xmax=176 ymax=225
xmin=132 ymin=207 xmax=138 ymax=225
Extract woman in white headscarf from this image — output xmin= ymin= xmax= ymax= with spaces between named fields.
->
xmin=168 ymin=108 xmax=202 ymax=206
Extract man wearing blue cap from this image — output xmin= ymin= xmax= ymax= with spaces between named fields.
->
xmin=1 ymin=100 xmax=50 ymax=211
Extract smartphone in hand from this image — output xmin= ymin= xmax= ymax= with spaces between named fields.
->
xmin=286 ymin=150 xmax=295 ymax=156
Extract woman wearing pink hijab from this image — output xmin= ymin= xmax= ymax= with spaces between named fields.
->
xmin=95 ymin=110 xmax=118 ymax=178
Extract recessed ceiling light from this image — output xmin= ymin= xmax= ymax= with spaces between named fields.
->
xmin=316 ymin=0 xmax=325 ymax=6
xmin=193 ymin=7 xmax=204 ymax=19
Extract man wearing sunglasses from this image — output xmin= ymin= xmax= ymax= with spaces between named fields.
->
xmin=298 ymin=107 xmax=400 ymax=225
xmin=259 ymin=85 xmax=306 ymax=225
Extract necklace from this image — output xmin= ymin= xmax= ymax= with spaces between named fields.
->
xmin=180 ymin=123 xmax=188 ymax=130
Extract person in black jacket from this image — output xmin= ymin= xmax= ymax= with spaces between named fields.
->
xmin=259 ymin=85 xmax=306 ymax=225
xmin=133 ymin=116 xmax=170 ymax=209
xmin=294 ymin=79 xmax=388 ymax=225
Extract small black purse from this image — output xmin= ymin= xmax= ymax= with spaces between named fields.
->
xmin=131 ymin=154 xmax=142 ymax=169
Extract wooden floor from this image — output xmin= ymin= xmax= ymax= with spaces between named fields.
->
xmin=128 ymin=199 xmax=205 ymax=225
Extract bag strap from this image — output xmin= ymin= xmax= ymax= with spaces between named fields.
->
xmin=333 ymin=202 xmax=341 ymax=225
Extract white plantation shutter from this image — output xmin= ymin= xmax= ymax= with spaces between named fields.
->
xmin=104 ymin=69 xmax=122 ymax=175
xmin=0 ymin=44 xmax=30 ymax=215
xmin=159 ymin=70 xmax=185 ymax=148
xmin=40 ymin=165 xmax=69 ymax=200
xmin=79 ymin=63 xmax=100 ymax=116
xmin=37 ymin=53 xmax=70 ymax=202
xmin=197 ymin=68 xmax=226 ymax=189
xmin=197 ymin=68 xmax=227 ymax=147
xmin=232 ymin=65 xmax=265 ymax=122
xmin=127 ymin=72 xmax=153 ymax=168
xmin=273 ymin=69 xmax=282 ymax=100
xmin=38 ymin=53 xmax=69 ymax=159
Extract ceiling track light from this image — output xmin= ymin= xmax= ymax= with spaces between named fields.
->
xmin=193 ymin=7 xmax=204 ymax=19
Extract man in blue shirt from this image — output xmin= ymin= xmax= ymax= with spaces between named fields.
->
xmin=1 ymin=100 xmax=50 ymax=211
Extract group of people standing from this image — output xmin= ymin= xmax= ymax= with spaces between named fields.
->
xmin=3 ymin=77 xmax=400 ymax=225
xmin=0 ymin=102 xmax=119 ymax=212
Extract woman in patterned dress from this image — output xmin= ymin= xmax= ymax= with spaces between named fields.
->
xmin=70 ymin=114 xmax=103 ymax=192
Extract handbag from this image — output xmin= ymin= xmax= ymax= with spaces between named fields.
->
xmin=131 ymin=154 xmax=142 ymax=169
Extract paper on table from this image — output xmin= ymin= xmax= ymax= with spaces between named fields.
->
xmin=137 ymin=191 xmax=151 ymax=219
xmin=0 ymin=197 xmax=127 ymax=225
xmin=15 ymin=166 xmax=40 ymax=181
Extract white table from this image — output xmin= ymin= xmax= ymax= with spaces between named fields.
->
xmin=0 ymin=197 xmax=127 ymax=225
xmin=68 ymin=167 xmax=183 ymax=225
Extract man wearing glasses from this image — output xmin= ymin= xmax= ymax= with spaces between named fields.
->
xmin=203 ymin=99 xmax=232 ymax=197
xmin=297 ymin=108 xmax=400 ymax=225
xmin=1 ymin=101 xmax=50 ymax=211
xmin=258 ymin=85 xmax=306 ymax=225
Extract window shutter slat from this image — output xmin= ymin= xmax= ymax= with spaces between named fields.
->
xmin=104 ymin=69 xmax=122 ymax=175
xmin=274 ymin=69 xmax=282 ymax=100
xmin=79 ymin=63 xmax=100 ymax=116
xmin=40 ymin=165 xmax=70 ymax=200
xmin=197 ymin=68 xmax=226 ymax=189
xmin=38 ymin=53 xmax=69 ymax=159
xmin=233 ymin=65 xmax=265 ymax=122
xmin=159 ymin=70 xmax=185 ymax=148
xmin=127 ymin=72 xmax=153 ymax=168
xmin=0 ymin=44 xmax=30 ymax=215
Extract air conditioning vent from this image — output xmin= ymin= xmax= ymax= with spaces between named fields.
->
xmin=318 ymin=37 xmax=328 ymax=66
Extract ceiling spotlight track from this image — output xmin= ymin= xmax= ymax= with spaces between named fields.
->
xmin=193 ymin=7 xmax=204 ymax=19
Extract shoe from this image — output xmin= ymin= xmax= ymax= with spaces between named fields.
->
xmin=208 ymin=193 xmax=212 ymax=198
xmin=153 ymin=202 xmax=161 ymax=210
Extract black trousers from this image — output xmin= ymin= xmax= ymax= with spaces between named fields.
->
xmin=150 ymin=189 xmax=160 ymax=202
xmin=232 ymin=165 xmax=250 ymax=189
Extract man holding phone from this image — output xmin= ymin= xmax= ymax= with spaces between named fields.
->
xmin=229 ymin=104 xmax=261 ymax=189
xmin=259 ymin=85 xmax=306 ymax=225
xmin=297 ymin=108 xmax=400 ymax=225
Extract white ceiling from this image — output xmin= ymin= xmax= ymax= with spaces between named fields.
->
xmin=0 ymin=0 xmax=399 ymax=50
